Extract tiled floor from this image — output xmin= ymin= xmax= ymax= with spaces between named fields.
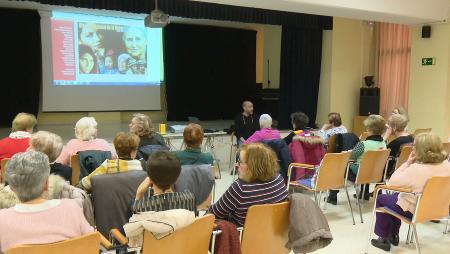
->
xmin=2 ymin=125 xmax=448 ymax=254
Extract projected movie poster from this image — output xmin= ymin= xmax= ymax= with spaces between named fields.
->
xmin=78 ymin=23 xmax=147 ymax=75
xmin=51 ymin=12 xmax=162 ymax=86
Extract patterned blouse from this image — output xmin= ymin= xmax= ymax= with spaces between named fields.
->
xmin=132 ymin=190 xmax=197 ymax=214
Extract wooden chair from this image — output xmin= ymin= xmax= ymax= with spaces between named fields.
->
xmin=0 ymin=158 xmax=10 ymax=183
xmin=70 ymin=154 xmax=81 ymax=186
xmin=240 ymin=202 xmax=290 ymax=254
xmin=229 ymin=132 xmax=238 ymax=169
xmin=394 ymin=146 xmax=413 ymax=171
xmin=367 ymin=176 xmax=450 ymax=254
xmin=141 ymin=214 xmax=214 ymax=254
xmin=7 ymin=232 xmax=101 ymax=254
xmin=442 ymin=142 xmax=450 ymax=155
xmin=352 ymin=149 xmax=391 ymax=223
xmin=326 ymin=134 xmax=337 ymax=153
xmin=413 ymin=128 xmax=432 ymax=137
xmin=287 ymin=152 xmax=355 ymax=224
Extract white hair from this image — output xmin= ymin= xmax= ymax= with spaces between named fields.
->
xmin=75 ymin=117 xmax=98 ymax=141
xmin=29 ymin=131 xmax=64 ymax=162
xmin=6 ymin=151 xmax=50 ymax=202
xmin=259 ymin=114 xmax=273 ymax=129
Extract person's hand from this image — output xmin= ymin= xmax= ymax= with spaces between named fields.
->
xmin=406 ymin=151 xmax=416 ymax=166
xmin=135 ymin=177 xmax=151 ymax=200
xmin=383 ymin=125 xmax=393 ymax=140
xmin=322 ymin=123 xmax=332 ymax=131
xmin=240 ymin=137 xmax=245 ymax=143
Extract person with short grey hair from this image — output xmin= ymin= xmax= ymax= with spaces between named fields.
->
xmin=244 ymin=114 xmax=281 ymax=144
xmin=0 ymin=151 xmax=93 ymax=253
xmin=29 ymin=131 xmax=72 ymax=182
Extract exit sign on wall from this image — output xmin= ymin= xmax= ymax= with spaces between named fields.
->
xmin=422 ymin=57 xmax=436 ymax=66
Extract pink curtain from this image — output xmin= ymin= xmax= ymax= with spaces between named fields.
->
xmin=377 ymin=23 xmax=412 ymax=117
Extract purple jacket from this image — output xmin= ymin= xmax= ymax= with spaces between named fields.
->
xmin=244 ymin=128 xmax=281 ymax=144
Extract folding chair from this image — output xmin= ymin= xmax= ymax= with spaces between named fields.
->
xmin=229 ymin=132 xmax=238 ymax=169
xmin=351 ymin=149 xmax=391 ymax=223
xmin=442 ymin=142 xmax=450 ymax=154
xmin=0 ymin=158 xmax=10 ymax=183
xmin=7 ymin=232 xmax=101 ymax=254
xmin=394 ymin=146 xmax=413 ymax=171
xmin=70 ymin=154 xmax=81 ymax=186
xmin=326 ymin=134 xmax=337 ymax=153
xmin=366 ymin=176 xmax=450 ymax=254
xmin=141 ymin=214 xmax=215 ymax=254
xmin=287 ymin=152 xmax=355 ymax=224
xmin=240 ymin=202 xmax=290 ymax=254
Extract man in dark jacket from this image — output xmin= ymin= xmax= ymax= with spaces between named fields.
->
xmin=234 ymin=101 xmax=260 ymax=145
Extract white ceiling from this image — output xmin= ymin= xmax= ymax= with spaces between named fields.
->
xmin=193 ymin=0 xmax=450 ymax=25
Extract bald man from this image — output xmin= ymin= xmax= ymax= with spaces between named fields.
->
xmin=234 ymin=101 xmax=260 ymax=145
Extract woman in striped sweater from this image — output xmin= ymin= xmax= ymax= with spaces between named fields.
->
xmin=209 ymin=143 xmax=288 ymax=226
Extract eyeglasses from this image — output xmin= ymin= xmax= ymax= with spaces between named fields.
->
xmin=237 ymin=159 xmax=247 ymax=166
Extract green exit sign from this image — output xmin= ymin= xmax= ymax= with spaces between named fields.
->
xmin=422 ymin=57 xmax=436 ymax=66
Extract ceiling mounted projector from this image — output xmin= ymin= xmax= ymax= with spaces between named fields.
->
xmin=145 ymin=0 xmax=169 ymax=28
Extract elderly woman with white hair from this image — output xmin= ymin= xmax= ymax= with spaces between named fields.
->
xmin=244 ymin=114 xmax=281 ymax=144
xmin=28 ymin=131 xmax=72 ymax=182
xmin=56 ymin=117 xmax=117 ymax=165
xmin=0 ymin=151 xmax=93 ymax=253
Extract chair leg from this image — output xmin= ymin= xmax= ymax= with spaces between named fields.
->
xmin=323 ymin=191 xmax=329 ymax=211
xmin=355 ymin=184 xmax=364 ymax=223
xmin=444 ymin=218 xmax=449 ymax=234
xmin=406 ymin=224 xmax=411 ymax=244
xmin=314 ymin=192 xmax=318 ymax=203
xmin=345 ymin=186 xmax=356 ymax=225
xmin=412 ymin=224 xmax=421 ymax=254
xmin=318 ymin=191 xmax=323 ymax=208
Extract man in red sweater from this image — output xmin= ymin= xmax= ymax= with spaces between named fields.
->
xmin=0 ymin=113 xmax=37 ymax=160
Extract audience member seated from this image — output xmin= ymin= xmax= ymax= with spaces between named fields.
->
xmin=56 ymin=117 xmax=117 ymax=165
xmin=174 ymin=123 xmax=213 ymax=165
xmin=28 ymin=131 xmax=72 ymax=183
xmin=317 ymin=112 xmax=348 ymax=147
xmin=383 ymin=114 xmax=414 ymax=177
xmin=283 ymin=112 xmax=310 ymax=146
xmin=0 ymin=151 xmax=93 ymax=253
xmin=391 ymin=106 xmax=409 ymax=120
xmin=208 ymin=143 xmax=288 ymax=226
xmin=234 ymin=100 xmax=260 ymax=145
xmin=244 ymin=114 xmax=281 ymax=144
xmin=370 ymin=132 xmax=450 ymax=252
xmin=129 ymin=113 xmax=166 ymax=147
xmin=133 ymin=151 xmax=196 ymax=213
xmin=328 ymin=115 xmax=387 ymax=204
xmin=78 ymin=132 xmax=142 ymax=191
xmin=0 ymin=113 xmax=37 ymax=160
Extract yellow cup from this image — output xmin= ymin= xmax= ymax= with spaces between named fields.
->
xmin=159 ymin=123 xmax=166 ymax=134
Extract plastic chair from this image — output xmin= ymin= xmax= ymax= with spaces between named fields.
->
xmin=240 ymin=202 xmax=290 ymax=254
xmin=366 ymin=176 xmax=450 ymax=254
xmin=442 ymin=142 xmax=450 ymax=155
xmin=360 ymin=132 xmax=370 ymax=141
xmin=287 ymin=152 xmax=355 ymax=224
xmin=0 ymin=158 xmax=10 ymax=183
xmin=7 ymin=232 xmax=101 ymax=254
xmin=141 ymin=214 xmax=215 ymax=254
xmin=352 ymin=149 xmax=391 ymax=223
xmin=70 ymin=154 xmax=81 ymax=186
xmin=413 ymin=128 xmax=432 ymax=137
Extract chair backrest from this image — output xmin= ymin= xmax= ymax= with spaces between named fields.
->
xmin=442 ymin=142 xmax=450 ymax=155
xmin=70 ymin=155 xmax=81 ymax=186
xmin=7 ymin=232 xmax=101 ymax=254
xmin=241 ymin=202 xmax=290 ymax=254
xmin=394 ymin=146 xmax=413 ymax=171
xmin=326 ymin=134 xmax=337 ymax=153
xmin=315 ymin=152 xmax=352 ymax=191
xmin=0 ymin=158 xmax=10 ymax=183
xmin=414 ymin=176 xmax=450 ymax=223
xmin=355 ymin=149 xmax=391 ymax=185
xmin=91 ymin=170 xmax=148 ymax=237
xmin=413 ymin=128 xmax=432 ymax=136
xmin=142 ymin=214 xmax=214 ymax=254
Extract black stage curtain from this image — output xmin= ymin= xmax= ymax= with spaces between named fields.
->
xmin=278 ymin=27 xmax=323 ymax=129
xmin=164 ymin=24 xmax=256 ymax=121
xmin=18 ymin=0 xmax=332 ymax=30
xmin=0 ymin=8 xmax=40 ymax=126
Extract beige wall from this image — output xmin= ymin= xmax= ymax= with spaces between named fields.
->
xmin=316 ymin=17 xmax=376 ymax=130
xmin=408 ymin=23 xmax=450 ymax=140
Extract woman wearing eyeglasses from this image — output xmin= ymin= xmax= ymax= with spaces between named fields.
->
xmin=208 ymin=143 xmax=288 ymax=226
